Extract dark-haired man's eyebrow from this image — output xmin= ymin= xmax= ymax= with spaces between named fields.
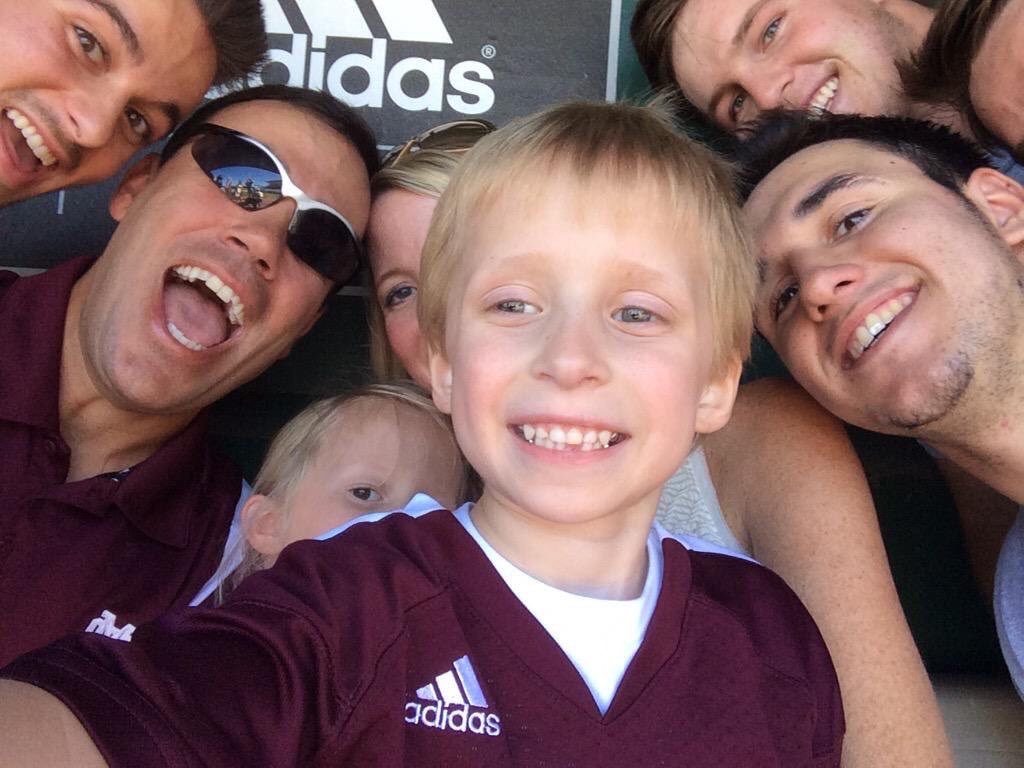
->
xmin=86 ymin=0 xmax=140 ymax=59
xmin=794 ymin=173 xmax=872 ymax=219
xmin=733 ymin=0 xmax=772 ymax=46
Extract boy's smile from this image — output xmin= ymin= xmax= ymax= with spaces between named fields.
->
xmin=430 ymin=170 xmax=738 ymax=534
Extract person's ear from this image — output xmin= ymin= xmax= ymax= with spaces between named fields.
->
xmin=964 ymin=168 xmax=1024 ymax=247
xmin=694 ymin=354 xmax=742 ymax=435
xmin=429 ymin=347 xmax=454 ymax=415
xmin=240 ymin=493 xmax=287 ymax=558
xmin=108 ymin=153 xmax=161 ymax=221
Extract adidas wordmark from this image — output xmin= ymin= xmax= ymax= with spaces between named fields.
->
xmin=404 ymin=655 xmax=501 ymax=737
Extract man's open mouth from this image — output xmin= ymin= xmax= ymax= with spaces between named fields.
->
xmin=4 ymin=108 xmax=57 ymax=168
xmin=514 ymin=422 xmax=625 ymax=452
xmin=163 ymin=265 xmax=245 ymax=352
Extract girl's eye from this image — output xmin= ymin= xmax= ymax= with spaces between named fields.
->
xmin=383 ymin=284 xmax=416 ymax=309
xmin=762 ymin=17 xmax=782 ymax=45
xmin=772 ymin=283 xmax=799 ymax=320
xmin=75 ymin=26 xmax=104 ymax=64
xmin=349 ymin=487 xmax=381 ymax=502
xmin=835 ymin=208 xmax=871 ymax=238
xmin=494 ymin=299 xmax=538 ymax=314
xmin=125 ymin=108 xmax=150 ymax=139
xmin=613 ymin=306 xmax=654 ymax=323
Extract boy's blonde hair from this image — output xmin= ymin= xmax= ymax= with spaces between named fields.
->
xmin=224 ymin=381 xmax=470 ymax=596
xmin=418 ymin=99 xmax=756 ymax=379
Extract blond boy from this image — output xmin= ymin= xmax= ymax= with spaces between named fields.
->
xmin=0 ymin=101 xmax=843 ymax=766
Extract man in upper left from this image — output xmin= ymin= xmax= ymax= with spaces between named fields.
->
xmin=0 ymin=83 xmax=377 ymax=666
xmin=0 ymin=0 xmax=267 ymax=207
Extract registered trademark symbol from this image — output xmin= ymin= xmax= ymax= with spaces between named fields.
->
xmin=481 ymin=43 xmax=497 ymax=59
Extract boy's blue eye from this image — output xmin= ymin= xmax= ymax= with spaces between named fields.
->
xmin=614 ymin=306 xmax=654 ymax=323
xmin=495 ymin=299 xmax=537 ymax=314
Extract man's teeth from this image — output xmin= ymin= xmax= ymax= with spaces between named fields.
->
xmin=167 ymin=321 xmax=206 ymax=352
xmin=847 ymin=295 xmax=913 ymax=360
xmin=518 ymin=423 xmax=618 ymax=451
xmin=809 ymin=77 xmax=838 ymax=115
xmin=171 ymin=264 xmax=245 ymax=326
xmin=4 ymin=108 xmax=57 ymax=167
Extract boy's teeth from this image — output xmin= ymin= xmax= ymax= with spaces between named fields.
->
xmin=847 ymin=295 xmax=913 ymax=361
xmin=809 ymin=77 xmax=838 ymax=114
xmin=4 ymin=108 xmax=57 ymax=167
xmin=517 ymin=423 xmax=619 ymax=451
xmin=171 ymin=264 xmax=245 ymax=326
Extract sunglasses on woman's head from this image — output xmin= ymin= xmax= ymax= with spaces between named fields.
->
xmin=381 ymin=119 xmax=496 ymax=169
xmin=161 ymin=123 xmax=363 ymax=287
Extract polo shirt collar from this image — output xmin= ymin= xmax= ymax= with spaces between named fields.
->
xmin=0 ymin=257 xmax=91 ymax=431
xmin=111 ymin=411 xmax=214 ymax=548
xmin=0 ymin=257 xmax=221 ymax=549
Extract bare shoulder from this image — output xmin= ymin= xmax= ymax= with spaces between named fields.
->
xmin=709 ymin=376 xmax=848 ymax=454
xmin=703 ymin=377 xmax=858 ymax=541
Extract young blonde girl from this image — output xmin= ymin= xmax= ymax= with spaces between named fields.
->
xmin=221 ymin=381 xmax=470 ymax=599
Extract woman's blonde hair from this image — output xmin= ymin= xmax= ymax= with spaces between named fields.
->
xmin=367 ymin=129 xmax=493 ymax=379
xmin=418 ymin=99 xmax=756 ymax=381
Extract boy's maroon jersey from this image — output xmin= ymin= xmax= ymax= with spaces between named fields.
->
xmin=4 ymin=510 xmax=843 ymax=766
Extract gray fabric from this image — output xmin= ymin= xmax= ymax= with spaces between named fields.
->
xmin=655 ymin=446 xmax=746 ymax=553
xmin=994 ymin=508 xmax=1024 ymax=699
xmin=985 ymin=145 xmax=1024 ymax=186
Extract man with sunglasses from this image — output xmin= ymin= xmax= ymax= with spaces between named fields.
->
xmin=1 ymin=0 xmax=268 ymax=208
xmin=0 ymin=84 xmax=378 ymax=667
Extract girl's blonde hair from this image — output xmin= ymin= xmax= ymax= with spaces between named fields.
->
xmin=222 ymin=381 xmax=470 ymax=599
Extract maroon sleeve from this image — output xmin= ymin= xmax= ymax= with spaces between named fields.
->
xmin=687 ymin=549 xmax=845 ymax=765
xmin=2 ymin=517 xmax=447 ymax=767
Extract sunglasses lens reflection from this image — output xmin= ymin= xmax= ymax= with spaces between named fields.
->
xmin=192 ymin=133 xmax=283 ymax=208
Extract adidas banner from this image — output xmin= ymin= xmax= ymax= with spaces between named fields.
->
xmin=1 ymin=0 xmax=625 ymax=269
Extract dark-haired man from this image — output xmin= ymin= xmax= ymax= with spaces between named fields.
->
xmin=738 ymin=112 xmax=1024 ymax=698
xmin=0 ymin=0 xmax=266 ymax=207
xmin=0 ymin=84 xmax=377 ymax=667
xmin=631 ymin=0 xmax=935 ymax=135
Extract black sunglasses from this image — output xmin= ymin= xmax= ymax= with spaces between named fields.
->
xmin=162 ymin=124 xmax=363 ymax=287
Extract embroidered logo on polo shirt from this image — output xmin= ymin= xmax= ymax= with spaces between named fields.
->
xmin=404 ymin=654 xmax=501 ymax=737
xmin=84 ymin=610 xmax=136 ymax=642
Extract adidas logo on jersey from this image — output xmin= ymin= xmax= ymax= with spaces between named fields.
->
xmin=404 ymin=655 xmax=502 ymax=737
xmin=84 ymin=610 xmax=136 ymax=642
xmin=260 ymin=0 xmax=495 ymax=115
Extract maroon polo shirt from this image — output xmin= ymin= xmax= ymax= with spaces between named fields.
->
xmin=5 ymin=511 xmax=844 ymax=766
xmin=0 ymin=259 xmax=243 ymax=667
